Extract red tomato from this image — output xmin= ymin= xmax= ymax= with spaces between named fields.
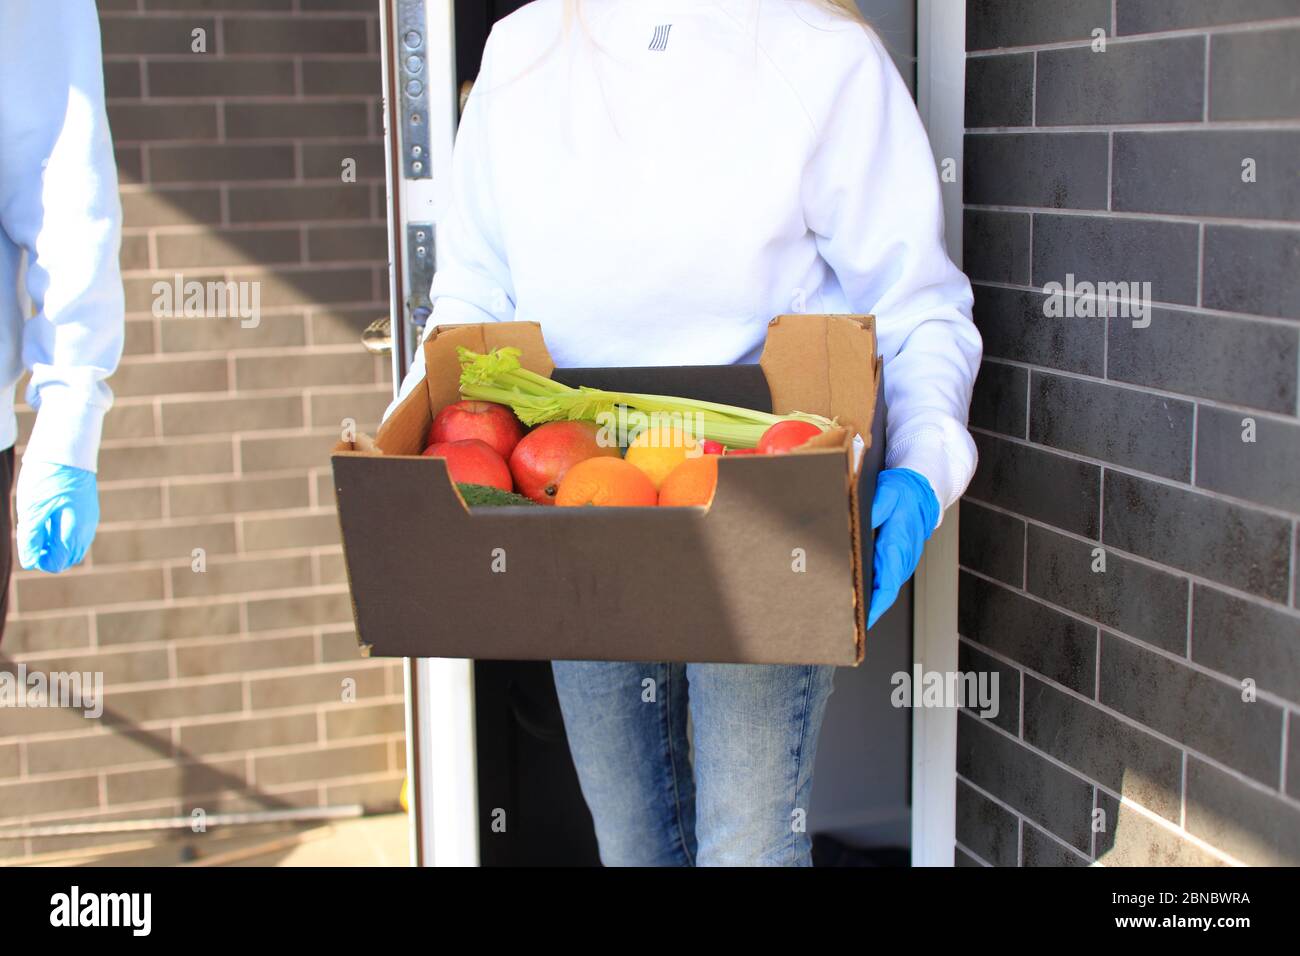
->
xmin=701 ymin=440 xmax=725 ymax=456
xmin=756 ymin=420 xmax=823 ymax=454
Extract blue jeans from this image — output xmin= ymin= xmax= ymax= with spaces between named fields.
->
xmin=551 ymin=660 xmax=836 ymax=866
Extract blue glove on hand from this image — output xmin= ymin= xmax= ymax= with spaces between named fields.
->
xmin=868 ymin=467 xmax=940 ymax=628
xmin=16 ymin=461 xmax=100 ymax=573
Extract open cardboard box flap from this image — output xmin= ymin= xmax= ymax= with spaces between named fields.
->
xmin=331 ymin=314 xmax=883 ymax=666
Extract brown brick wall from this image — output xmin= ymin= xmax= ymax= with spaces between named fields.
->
xmin=0 ymin=0 xmax=405 ymax=861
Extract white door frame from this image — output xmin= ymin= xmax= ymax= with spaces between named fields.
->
xmin=380 ymin=0 xmax=478 ymax=868
xmin=910 ymin=0 xmax=966 ymax=867
xmin=386 ymin=0 xmax=967 ymax=867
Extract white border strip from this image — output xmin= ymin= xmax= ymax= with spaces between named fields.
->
xmin=910 ymin=0 xmax=966 ymax=867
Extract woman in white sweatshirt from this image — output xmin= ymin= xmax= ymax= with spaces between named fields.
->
xmin=390 ymin=0 xmax=981 ymax=866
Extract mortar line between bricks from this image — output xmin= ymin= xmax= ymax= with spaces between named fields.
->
xmin=4 ymin=770 xmax=401 ymax=830
xmin=956 ymin=775 xmax=1089 ymax=865
xmin=0 ymin=699 xmax=406 ymax=752
xmin=951 ymin=842 xmax=987 ymax=868
xmin=1030 ymin=51 xmax=1037 ymax=127
xmin=107 ymin=54 xmax=383 ymax=66
xmin=954 ymin=766 xmax=1088 ymax=863
xmin=958 ymin=568 xmax=1300 ymax=719
xmin=1196 ymin=221 xmax=1206 ymax=307
xmin=1101 ymin=310 xmax=1109 ymax=381
xmin=965 ymin=17 xmax=1300 ymax=56
xmin=1093 ymin=626 xmax=1101 ymax=704
xmin=1180 ymin=751 xmax=1188 ymax=830
xmin=960 ymin=503 xmax=1300 ymax=624
xmin=1292 ymin=521 xmax=1298 ymax=606
xmin=1279 ymin=716 xmax=1290 ymax=795
xmin=969 ymin=425 xmax=1300 ymax=523
xmin=975 ymin=354 xmax=1300 ymax=424
xmin=1202 ymin=33 xmax=1212 ymax=122
xmin=116 ymin=345 xmax=387 ymax=365
xmin=17 ymin=582 xmax=351 ymax=626
xmin=119 ymin=133 xmax=382 ymax=148
xmin=115 ymin=349 xmax=372 ymax=370
xmin=1106 ymin=131 xmax=1112 ymax=211
xmin=1025 ymin=810 xmax=1094 ymax=866
xmin=6 ymin=747 xmax=406 ymax=797
xmin=1111 ymin=0 xmax=1117 ymax=38
xmin=1017 ymin=664 xmax=1025 ymax=739
xmin=1020 ymin=521 xmax=1028 ymax=589
xmin=1189 ymin=402 xmax=1198 ymax=486
xmin=110 ymin=92 xmax=379 ymax=106
xmin=130 ymin=222 xmax=355 ymax=237
xmin=1016 ymin=816 xmax=1024 ymax=866
xmin=1025 ymin=210 xmax=1034 ymax=285
xmin=966 ymin=117 xmax=1300 ymax=133
xmin=962 ymin=203 xmax=1300 ymax=233
xmin=1184 ymin=578 xmax=1194 ymax=658
xmin=1090 ymin=786 xmax=1097 ymax=859
xmin=957 ymin=709 xmax=1255 ymax=866
xmin=119 ymin=177 xmax=386 ymax=191
xmin=1022 ymin=363 xmax=1032 ymax=440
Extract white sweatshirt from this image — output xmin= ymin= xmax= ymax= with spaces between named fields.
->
xmin=390 ymin=0 xmax=982 ymax=514
xmin=0 ymin=0 xmax=124 ymax=472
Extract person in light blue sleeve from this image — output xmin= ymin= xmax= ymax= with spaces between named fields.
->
xmin=0 ymin=0 xmax=124 ymax=637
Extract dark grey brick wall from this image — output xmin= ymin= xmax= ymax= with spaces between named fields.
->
xmin=960 ymin=1 xmax=1300 ymax=866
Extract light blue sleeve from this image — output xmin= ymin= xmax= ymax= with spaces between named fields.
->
xmin=0 ymin=0 xmax=124 ymax=472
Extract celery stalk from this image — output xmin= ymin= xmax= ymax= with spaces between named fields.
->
xmin=456 ymin=346 xmax=837 ymax=448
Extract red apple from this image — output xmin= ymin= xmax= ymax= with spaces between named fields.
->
xmin=428 ymin=400 xmax=524 ymax=460
xmin=509 ymin=420 xmax=621 ymax=505
xmin=757 ymin=420 xmax=823 ymax=454
xmin=422 ymin=438 xmax=512 ymax=491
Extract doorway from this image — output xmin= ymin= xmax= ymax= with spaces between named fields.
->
xmin=381 ymin=0 xmax=964 ymax=867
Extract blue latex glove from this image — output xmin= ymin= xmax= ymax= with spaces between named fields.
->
xmin=16 ymin=461 xmax=100 ymax=573
xmin=868 ymin=468 xmax=940 ymax=628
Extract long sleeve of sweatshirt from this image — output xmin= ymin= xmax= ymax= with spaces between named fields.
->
xmin=386 ymin=0 xmax=981 ymax=515
xmin=799 ymin=29 xmax=981 ymax=515
xmin=0 ymin=0 xmax=124 ymax=472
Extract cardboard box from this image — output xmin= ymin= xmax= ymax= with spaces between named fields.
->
xmin=331 ymin=313 xmax=883 ymax=665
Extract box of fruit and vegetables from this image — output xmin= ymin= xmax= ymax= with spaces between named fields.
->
xmin=330 ymin=313 xmax=884 ymax=665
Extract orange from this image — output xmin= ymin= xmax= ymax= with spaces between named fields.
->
xmin=624 ymin=423 xmax=700 ymax=489
xmin=555 ymin=457 xmax=657 ymax=507
xmin=657 ymin=455 xmax=718 ymax=507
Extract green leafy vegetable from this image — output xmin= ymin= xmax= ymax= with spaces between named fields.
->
xmin=456 ymin=346 xmax=836 ymax=449
xmin=455 ymin=482 xmax=538 ymax=508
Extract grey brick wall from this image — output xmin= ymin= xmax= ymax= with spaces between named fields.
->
xmin=959 ymin=0 xmax=1300 ymax=866
xmin=0 ymin=0 xmax=404 ymax=862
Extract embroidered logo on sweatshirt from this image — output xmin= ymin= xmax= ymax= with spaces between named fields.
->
xmin=648 ymin=24 xmax=671 ymax=51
